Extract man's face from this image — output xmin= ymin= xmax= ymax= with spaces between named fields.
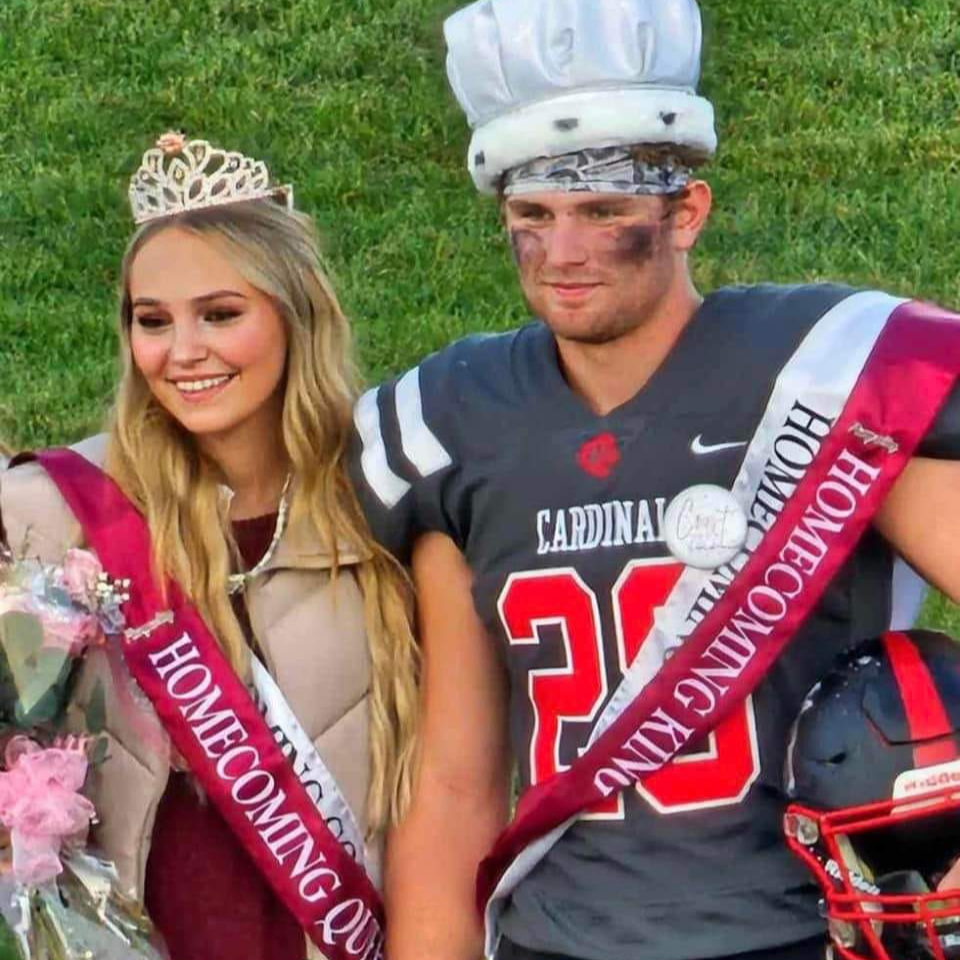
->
xmin=503 ymin=190 xmax=682 ymax=345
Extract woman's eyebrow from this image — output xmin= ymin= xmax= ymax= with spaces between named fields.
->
xmin=192 ymin=290 xmax=248 ymax=304
xmin=131 ymin=290 xmax=248 ymax=308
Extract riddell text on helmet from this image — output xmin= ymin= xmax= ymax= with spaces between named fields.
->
xmin=894 ymin=759 xmax=960 ymax=798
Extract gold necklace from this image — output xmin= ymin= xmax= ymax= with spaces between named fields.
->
xmin=226 ymin=474 xmax=292 ymax=595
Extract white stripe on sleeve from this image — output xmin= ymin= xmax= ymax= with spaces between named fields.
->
xmin=354 ymin=388 xmax=412 ymax=509
xmin=395 ymin=367 xmax=453 ymax=478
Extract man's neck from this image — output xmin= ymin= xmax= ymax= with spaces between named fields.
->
xmin=555 ymin=281 xmax=703 ymax=416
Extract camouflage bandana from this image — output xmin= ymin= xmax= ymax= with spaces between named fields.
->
xmin=503 ymin=146 xmax=691 ymax=197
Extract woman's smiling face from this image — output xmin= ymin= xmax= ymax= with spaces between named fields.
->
xmin=127 ymin=227 xmax=288 ymax=443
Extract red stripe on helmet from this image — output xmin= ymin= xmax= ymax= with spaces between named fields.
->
xmin=883 ymin=631 xmax=957 ymax=768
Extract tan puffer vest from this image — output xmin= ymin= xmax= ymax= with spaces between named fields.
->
xmin=0 ymin=436 xmax=378 ymax=921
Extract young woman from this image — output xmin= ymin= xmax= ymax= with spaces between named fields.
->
xmin=0 ymin=134 xmax=418 ymax=960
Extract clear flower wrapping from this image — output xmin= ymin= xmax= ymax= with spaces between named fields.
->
xmin=0 ymin=543 xmax=164 ymax=960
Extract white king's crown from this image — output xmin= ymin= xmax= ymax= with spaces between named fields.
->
xmin=444 ymin=0 xmax=718 ymax=194
xmin=129 ymin=132 xmax=293 ymax=225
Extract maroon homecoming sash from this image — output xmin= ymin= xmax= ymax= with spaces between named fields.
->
xmin=36 ymin=451 xmax=385 ymax=960
xmin=479 ymin=296 xmax=960 ymax=948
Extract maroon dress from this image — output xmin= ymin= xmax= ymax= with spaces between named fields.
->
xmin=144 ymin=514 xmax=305 ymax=960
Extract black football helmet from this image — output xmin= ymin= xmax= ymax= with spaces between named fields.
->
xmin=784 ymin=630 xmax=960 ymax=960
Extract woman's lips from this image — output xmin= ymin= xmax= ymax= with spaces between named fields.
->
xmin=170 ymin=373 xmax=237 ymax=403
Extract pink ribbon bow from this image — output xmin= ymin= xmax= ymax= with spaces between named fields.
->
xmin=0 ymin=736 xmax=96 ymax=885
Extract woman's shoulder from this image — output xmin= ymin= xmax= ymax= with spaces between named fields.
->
xmin=1 ymin=434 xmax=108 ymax=559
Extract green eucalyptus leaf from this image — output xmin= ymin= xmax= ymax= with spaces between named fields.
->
xmin=84 ymin=680 xmax=107 ymax=735
xmin=0 ymin=610 xmax=74 ymax=727
xmin=89 ymin=735 xmax=110 ymax=767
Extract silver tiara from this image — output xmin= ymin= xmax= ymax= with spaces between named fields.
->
xmin=129 ymin=132 xmax=294 ymax=225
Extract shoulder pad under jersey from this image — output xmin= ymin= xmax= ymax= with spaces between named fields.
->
xmin=706 ymin=282 xmax=859 ymax=325
xmin=349 ymin=332 xmax=517 ymax=563
xmin=919 ymin=380 xmax=960 ymax=459
xmin=764 ymin=287 xmax=959 ymax=459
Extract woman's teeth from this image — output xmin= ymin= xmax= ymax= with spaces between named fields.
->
xmin=177 ymin=375 xmax=232 ymax=393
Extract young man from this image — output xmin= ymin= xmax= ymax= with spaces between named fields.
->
xmin=349 ymin=1 xmax=960 ymax=958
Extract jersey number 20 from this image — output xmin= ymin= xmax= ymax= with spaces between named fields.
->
xmin=498 ymin=560 xmax=760 ymax=818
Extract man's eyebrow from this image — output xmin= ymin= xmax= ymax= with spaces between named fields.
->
xmin=506 ymin=200 xmax=549 ymax=215
xmin=577 ymin=197 xmax=634 ymax=212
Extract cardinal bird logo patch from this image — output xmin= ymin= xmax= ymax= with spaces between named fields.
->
xmin=577 ymin=433 xmax=620 ymax=479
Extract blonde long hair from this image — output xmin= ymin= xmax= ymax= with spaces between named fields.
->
xmin=106 ymin=200 xmax=417 ymax=829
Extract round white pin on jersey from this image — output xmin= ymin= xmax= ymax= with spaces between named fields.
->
xmin=663 ymin=484 xmax=748 ymax=570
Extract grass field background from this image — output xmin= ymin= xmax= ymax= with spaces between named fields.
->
xmin=0 ymin=0 xmax=959 ymax=953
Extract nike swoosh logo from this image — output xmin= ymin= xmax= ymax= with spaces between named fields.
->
xmin=691 ymin=435 xmax=748 ymax=455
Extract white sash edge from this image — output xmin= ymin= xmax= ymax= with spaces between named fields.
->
xmin=483 ymin=818 xmax=575 ymax=958
xmin=589 ymin=290 xmax=905 ymax=744
xmin=249 ymin=656 xmax=379 ymax=889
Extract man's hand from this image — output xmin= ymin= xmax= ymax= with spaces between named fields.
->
xmin=938 ymin=858 xmax=960 ymax=894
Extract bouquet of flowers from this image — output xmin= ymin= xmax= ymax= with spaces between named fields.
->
xmin=0 ymin=542 xmax=164 ymax=960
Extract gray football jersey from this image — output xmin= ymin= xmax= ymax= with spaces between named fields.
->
xmin=350 ymin=284 xmax=960 ymax=960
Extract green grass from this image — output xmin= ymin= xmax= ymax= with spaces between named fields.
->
xmin=2 ymin=0 xmax=960 ymax=427
xmin=0 ymin=0 xmax=958 ymax=952
xmin=3 ymin=0 xmax=959 ymax=444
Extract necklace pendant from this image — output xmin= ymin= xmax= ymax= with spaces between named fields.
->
xmin=227 ymin=573 xmax=249 ymax=596
xmin=226 ymin=473 xmax=293 ymax=594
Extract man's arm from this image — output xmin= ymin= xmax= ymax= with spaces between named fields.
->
xmin=874 ymin=457 xmax=960 ymax=603
xmin=385 ymin=531 xmax=513 ymax=960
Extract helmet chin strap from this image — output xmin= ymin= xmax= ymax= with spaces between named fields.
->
xmin=874 ymin=870 xmax=960 ymax=960
xmin=834 ymin=837 xmax=937 ymax=958
xmin=876 ymin=870 xmax=931 ymax=896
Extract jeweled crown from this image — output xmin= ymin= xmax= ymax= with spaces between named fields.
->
xmin=443 ymin=0 xmax=717 ymax=194
xmin=446 ymin=0 xmax=704 ymax=130
xmin=129 ymin=132 xmax=293 ymax=225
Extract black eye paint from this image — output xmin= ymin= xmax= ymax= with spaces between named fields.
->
xmin=510 ymin=229 xmax=544 ymax=268
xmin=610 ymin=223 xmax=662 ymax=264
